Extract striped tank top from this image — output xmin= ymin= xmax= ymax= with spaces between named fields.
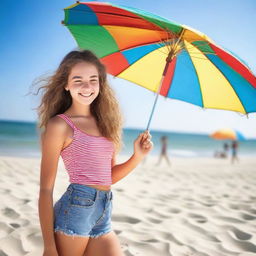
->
xmin=56 ymin=113 xmax=114 ymax=186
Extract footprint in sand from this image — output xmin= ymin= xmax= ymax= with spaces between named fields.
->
xmin=0 ymin=249 xmax=8 ymax=256
xmin=0 ymin=222 xmax=14 ymax=238
xmin=112 ymin=214 xmax=141 ymax=224
xmin=216 ymin=216 xmax=244 ymax=224
xmin=113 ymin=229 xmax=122 ymax=235
xmin=20 ymin=218 xmax=30 ymax=226
xmin=187 ymin=213 xmax=208 ymax=223
xmin=150 ymin=209 xmax=170 ymax=219
xmin=2 ymin=207 xmax=20 ymax=219
xmin=22 ymin=199 xmax=31 ymax=204
xmin=228 ymin=203 xmax=241 ymax=210
xmin=4 ymin=189 xmax=11 ymax=194
xmin=168 ymin=207 xmax=181 ymax=214
xmin=247 ymin=208 xmax=256 ymax=215
xmin=146 ymin=216 xmax=162 ymax=224
xmin=239 ymin=213 xmax=256 ymax=221
xmin=200 ymin=202 xmax=215 ymax=207
xmin=146 ymin=208 xmax=153 ymax=213
xmin=228 ymin=227 xmax=252 ymax=240
xmin=9 ymin=223 xmax=20 ymax=229
xmin=141 ymin=238 xmax=158 ymax=243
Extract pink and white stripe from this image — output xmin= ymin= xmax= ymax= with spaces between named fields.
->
xmin=57 ymin=114 xmax=114 ymax=186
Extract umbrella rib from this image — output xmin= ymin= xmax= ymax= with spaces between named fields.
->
xmin=186 ymin=55 xmax=216 ymax=61
xmin=207 ymin=63 xmax=248 ymax=114
xmin=183 ymin=42 xmax=205 ymax=108
xmin=67 ymin=9 xmax=144 ymax=20
xmin=184 ymin=43 xmax=217 ymax=55
xmin=66 ymin=8 xmax=168 ymax=31
xmin=71 ymin=27 xmax=175 ymax=58
xmin=110 ymin=74 xmax=162 ymax=95
xmin=187 ymin=42 xmax=248 ymax=114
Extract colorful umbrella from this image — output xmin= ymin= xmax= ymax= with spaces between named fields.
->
xmin=62 ymin=1 xmax=256 ymax=129
xmin=210 ymin=129 xmax=245 ymax=141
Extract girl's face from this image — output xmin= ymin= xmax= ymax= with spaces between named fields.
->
xmin=65 ymin=61 xmax=100 ymax=106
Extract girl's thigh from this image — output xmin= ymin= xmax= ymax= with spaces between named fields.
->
xmin=83 ymin=231 xmax=124 ymax=256
xmin=55 ymin=232 xmax=90 ymax=256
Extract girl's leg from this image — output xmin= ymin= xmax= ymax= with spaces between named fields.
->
xmin=164 ymin=154 xmax=171 ymax=166
xmin=55 ymin=232 xmax=90 ymax=256
xmin=155 ymin=155 xmax=163 ymax=165
xmin=83 ymin=231 xmax=124 ymax=256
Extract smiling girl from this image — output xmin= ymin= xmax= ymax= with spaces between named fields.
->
xmin=36 ymin=50 xmax=153 ymax=256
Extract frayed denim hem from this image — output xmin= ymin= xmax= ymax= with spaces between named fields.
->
xmin=54 ymin=227 xmax=90 ymax=239
xmin=54 ymin=227 xmax=112 ymax=239
xmin=89 ymin=229 xmax=112 ymax=239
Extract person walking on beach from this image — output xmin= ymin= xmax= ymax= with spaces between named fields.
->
xmin=231 ymin=140 xmax=239 ymax=164
xmin=223 ymin=142 xmax=229 ymax=158
xmin=37 ymin=50 xmax=153 ymax=256
xmin=155 ymin=135 xmax=171 ymax=166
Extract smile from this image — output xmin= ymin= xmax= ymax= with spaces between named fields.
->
xmin=79 ymin=93 xmax=93 ymax=98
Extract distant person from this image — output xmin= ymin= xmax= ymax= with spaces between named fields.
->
xmin=155 ymin=135 xmax=171 ymax=166
xmin=214 ymin=142 xmax=229 ymax=159
xmin=214 ymin=150 xmax=226 ymax=158
xmin=223 ymin=142 xmax=229 ymax=157
xmin=231 ymin=140 xmax=239 ymax=163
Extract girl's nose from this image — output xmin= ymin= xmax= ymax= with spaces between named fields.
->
xmin=82 ymin=82 xmax=90 ymax=88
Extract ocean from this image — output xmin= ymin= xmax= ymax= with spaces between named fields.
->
xmin=0 ymin=120 xmax=255 ymax=158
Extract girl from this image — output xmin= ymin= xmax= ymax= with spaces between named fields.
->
xmin=37 ymin=50 xmax=153 ymax=256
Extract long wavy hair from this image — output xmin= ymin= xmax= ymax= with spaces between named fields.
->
xmin=31 ymin=49 xmax=124 ymax=153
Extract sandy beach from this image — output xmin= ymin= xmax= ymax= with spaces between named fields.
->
xmin=0 ymin=154 xmax=255 ymax=256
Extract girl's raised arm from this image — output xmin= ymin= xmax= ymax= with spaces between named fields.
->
xmin=38 ymin=116 xmax=67 ymax=255
xmin=111 ymin=131 xmax=153 ymax=184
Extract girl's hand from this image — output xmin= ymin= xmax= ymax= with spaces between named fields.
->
xmin=133 ymin=130 xmax=153 ymax=160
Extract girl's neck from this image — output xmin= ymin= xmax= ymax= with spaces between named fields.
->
xmin=65 ymin=104 xmax=92 ymax=118
xmin=65 ymin=113 xmax=93 ymax=119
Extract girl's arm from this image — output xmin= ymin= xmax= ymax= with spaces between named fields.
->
xmin=112 ymin=131 xmax=153 ymax=184
xmin=38 ymin=117 xmax=67 ymax=253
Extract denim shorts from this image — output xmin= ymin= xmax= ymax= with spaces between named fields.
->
xmin=53 ymin=183 xmax=113 ymax=238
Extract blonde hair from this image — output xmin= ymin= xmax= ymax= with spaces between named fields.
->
xmin=30 ymin=49 xmax=124 ymax=153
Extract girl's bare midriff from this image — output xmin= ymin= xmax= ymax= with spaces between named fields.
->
xmin=85 ymin=184 xmax=111 ymax=191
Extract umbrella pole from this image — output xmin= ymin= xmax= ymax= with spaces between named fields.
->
xmin=146 ymin=75 xmax=165 ymax=131
xmin=146 ymin=58 xmax=172 ymax=131
xmin=145 ymin=30 xmax=184 ymax=131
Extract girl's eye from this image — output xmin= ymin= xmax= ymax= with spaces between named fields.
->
xmin=73 ymin=80 xmax=98 ymax=85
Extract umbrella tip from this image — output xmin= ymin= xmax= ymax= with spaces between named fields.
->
xmin=76 ymin=1 xmax=80 ymax=3
xmin=61 ymin=20 xmax=65 ymax=25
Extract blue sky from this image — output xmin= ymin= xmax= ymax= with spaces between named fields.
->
xmin=1 ymin=0 xmax=256 ymax=138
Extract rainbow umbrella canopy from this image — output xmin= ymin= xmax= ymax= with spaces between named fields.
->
xmin=62 ymin=1 xmax=256 ymax=129
xmin=210 ymin=129 xmax=246 ymax=141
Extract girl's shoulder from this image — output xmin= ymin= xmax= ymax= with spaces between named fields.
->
xmin=41 ymin=115 xmax=69 ymax=144
xmin=45 ymin=115 xmax=70 ymax=134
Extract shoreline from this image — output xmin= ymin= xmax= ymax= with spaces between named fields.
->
xmin=0 ymin=151 xmax=255 ymax=160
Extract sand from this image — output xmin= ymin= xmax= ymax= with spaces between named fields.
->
xmin=0 ymin=154 xmax=255 ymax=256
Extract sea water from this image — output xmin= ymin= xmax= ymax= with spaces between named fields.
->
xmin=0 ymin=120 xmax=255 ymax=158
